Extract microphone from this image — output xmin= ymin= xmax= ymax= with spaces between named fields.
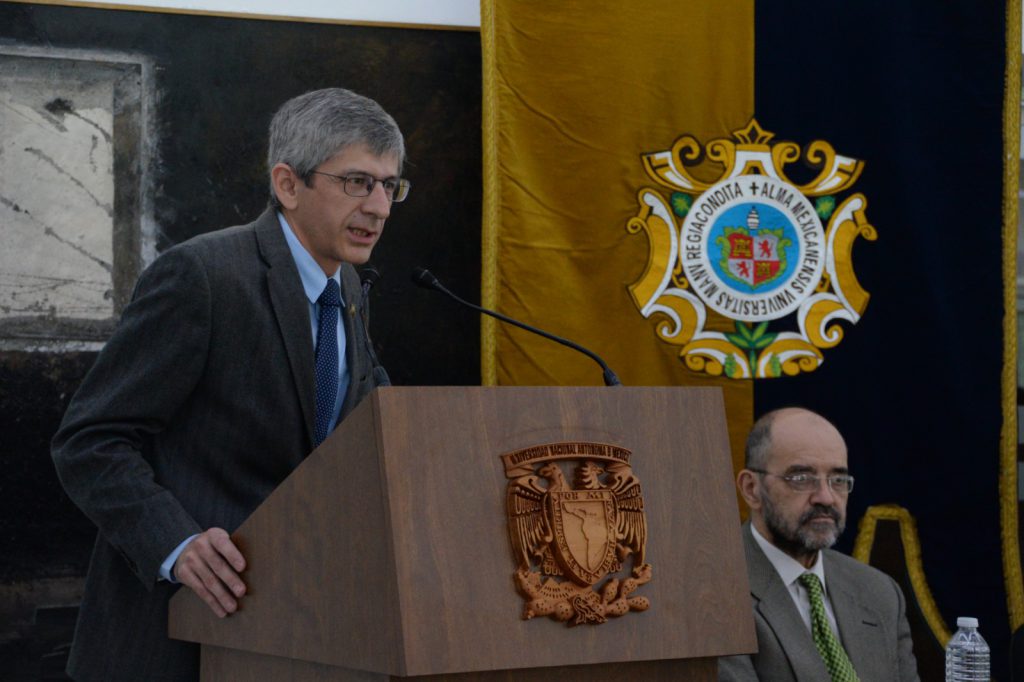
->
xmin=411 ymin=266 xmax=621 ymax=386
xmin=358 ymin=265 xmax=391 ymax=387
xmin=360 ymin=265 xmax=382 ymax=303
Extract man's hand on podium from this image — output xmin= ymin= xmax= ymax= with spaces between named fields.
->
xmin=173 ymin=527 xmax=247 ymax=618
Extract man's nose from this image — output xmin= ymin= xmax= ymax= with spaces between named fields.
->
xmin=808 ymin=478 xmax=838 ymax=505
xmin=363 ymin=182 xmax=392 ymax=218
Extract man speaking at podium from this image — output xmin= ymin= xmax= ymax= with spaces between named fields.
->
xmin=51 ymin=88 xmax=406 ymax=681
xmin=718 ymin=408 xmax=919 ymax=682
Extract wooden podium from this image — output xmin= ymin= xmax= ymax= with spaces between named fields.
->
xmin=169 ymin=386 xmax=756 ymax=681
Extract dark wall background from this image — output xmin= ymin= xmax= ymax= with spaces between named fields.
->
xmin=754 ymin=1 xmax=1010 ymax=678
xmin=0 ymin=2 xmax=482 ymax=676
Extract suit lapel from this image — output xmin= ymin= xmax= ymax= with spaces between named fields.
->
xmin=825 ymin=552 xmax=885 ymax=679
xmin=743 ymin=524 xmax=831 ymax=681
xmin=256 ymin=210 xmax=316 ymax=449
xmin=338 ymin=263 xmax=366 ymax=419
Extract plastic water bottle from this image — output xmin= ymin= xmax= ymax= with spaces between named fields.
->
xmin=945 ymin=616 xmax=990 ymax=681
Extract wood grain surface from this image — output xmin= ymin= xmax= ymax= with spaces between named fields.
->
xmin=171 ymin=386 xmax=755 ymax=677
xmin=202 ymin=645 xmax=720 ymax=681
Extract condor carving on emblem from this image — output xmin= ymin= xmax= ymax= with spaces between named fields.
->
xmin=501 ymin=442 xmax=651 ymax=625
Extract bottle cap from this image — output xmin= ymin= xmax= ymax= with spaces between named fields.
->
xmin=957 ymin=617 xmax=979 ymax=628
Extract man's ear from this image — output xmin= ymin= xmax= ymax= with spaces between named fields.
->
xmin=271 ymin=163 xmax=301 ymax=210
xmin=737 ymin=469 xmax=762 ymax=511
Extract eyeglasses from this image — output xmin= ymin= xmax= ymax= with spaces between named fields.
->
xmin=310 ymin=171 xmax=411 ymax=203
xmin=748 ymin=468 xmax=855 ymax=494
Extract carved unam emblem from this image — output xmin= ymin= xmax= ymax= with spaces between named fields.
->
xmin=501 ymin=441 xmax=651 ymax=625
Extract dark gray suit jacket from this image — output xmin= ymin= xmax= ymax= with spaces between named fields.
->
xmin=718 ymin=523 xmax=919 ymax=682
xmin=51 ymin=209 xmax=379 ymax=681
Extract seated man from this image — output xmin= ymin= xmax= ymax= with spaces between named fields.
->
xmin=719 ymin=408 xmax=919 ymax=682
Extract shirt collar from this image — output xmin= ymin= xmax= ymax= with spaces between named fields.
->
xmin=277 ymin=211 xmax=343 ymax=305
xmin=751 ymin=522 xmax=828 ymax=593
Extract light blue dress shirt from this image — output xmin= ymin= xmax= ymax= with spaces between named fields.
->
xmin=276 ymin=210 xmax=350 ymax=426
xmin=159 ymin=212 xmax=351 ymax=582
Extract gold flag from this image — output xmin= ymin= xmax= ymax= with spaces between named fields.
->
xmin=481 ymin=0 xmax=755 ymax=468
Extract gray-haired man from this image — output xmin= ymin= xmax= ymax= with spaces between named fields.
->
xmin=52 ymin=88 xmax=406 ymax=681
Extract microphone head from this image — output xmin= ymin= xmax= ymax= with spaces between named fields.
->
xmin=411 ymin=266 xmax=441 ymax=290
xmin=360 ymin=265 xmax=382 ymax=287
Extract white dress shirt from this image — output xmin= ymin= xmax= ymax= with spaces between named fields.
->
xmin=750 ymin=523 xmax=843 ymax=641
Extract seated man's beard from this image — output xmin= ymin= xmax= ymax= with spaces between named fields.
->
xmin=763 ymin=497 xmax=845 ymax=557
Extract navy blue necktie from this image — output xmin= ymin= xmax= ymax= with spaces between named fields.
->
xmin=313 ymin=279 xmax=340 ymax=447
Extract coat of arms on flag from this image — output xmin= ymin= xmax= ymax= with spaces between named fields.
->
xmin=626 ymin=119 xmax=875 ymax=379
xmin=718 ymin=209 xmax=790 ymax=289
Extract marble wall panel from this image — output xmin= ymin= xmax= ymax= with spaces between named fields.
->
xmin=0 ymin=50 xmax=146 ymax=346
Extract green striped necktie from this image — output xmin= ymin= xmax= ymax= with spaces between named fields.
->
xmin=798 ymin=572 xmax=860 ymax=682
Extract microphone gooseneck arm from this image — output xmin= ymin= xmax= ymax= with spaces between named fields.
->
xmin=358 ymin=265 xmax=391 ymax=387
xmin=411 ymin=267 xmax=621 ymax=387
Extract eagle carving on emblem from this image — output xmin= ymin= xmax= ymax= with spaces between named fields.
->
xmin=503 ymin=446 xmax=652 ymax=626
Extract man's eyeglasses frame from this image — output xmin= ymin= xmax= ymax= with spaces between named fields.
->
xmin=310 ymin=170 xmax=411 ymax=203
xmin=747 ymin=468 xmax=855 ymax=494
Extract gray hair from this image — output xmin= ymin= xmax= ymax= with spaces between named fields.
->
xmin=744 ymin=410 xmax=779 ymax=470
xmin=267 ymin=88 xmax=405 ymax=207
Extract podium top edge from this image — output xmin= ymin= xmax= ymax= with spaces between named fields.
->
xmin=372 ymin=385 xmax=725 ymax=391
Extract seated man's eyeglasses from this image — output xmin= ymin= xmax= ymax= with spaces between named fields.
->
xmin=310 ymin=170 xmax=411 ymax=203
xmin=747 ymin=468 xmax=855 ymax=494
